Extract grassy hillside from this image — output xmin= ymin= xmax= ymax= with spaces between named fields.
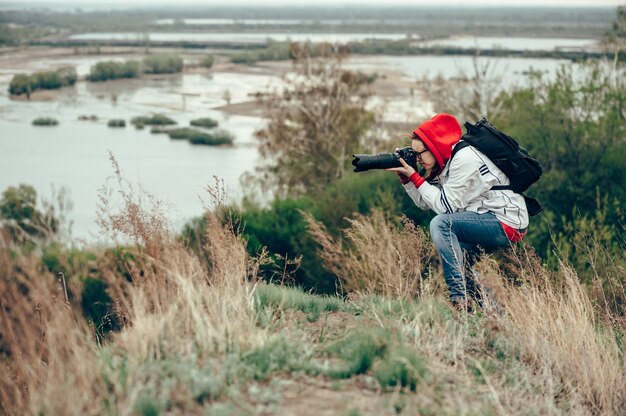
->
xmin=1 ymin=181 xmax=624 ymax=415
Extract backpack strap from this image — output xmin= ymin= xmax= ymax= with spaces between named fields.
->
xmin=448 ymin=141 xmax=470 ymax=164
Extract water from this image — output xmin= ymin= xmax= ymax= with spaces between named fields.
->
xmin=69 ymin=32 xmax=411 ymax=45
xmin=0 ymin=70 xmax=276 ymax=241
xmin=155 ymin=18 xmax=410 ymax=26
xmin=346 ymin=55 xmax=573 ymax=88
xmin=68 ymin=33 xmax=599 ymax=52
xmin=415 ymin=36 xmax=598 ymax=51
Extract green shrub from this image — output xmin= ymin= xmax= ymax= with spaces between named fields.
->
xmin=230 ymin=42 xmax=291 ymax=65
xmin=9 ymin=67 xmax=77 ymax=96
xmin=254 ymin=283 xmax=344 ymax=322
xmin=374 ymin=346 xmax=426 ymax=391
xmin=166 ymin=127 xmax=196 ymax=139
xmin=131 ymin=114 xmax=176 ymax=129
xmin=107 ymin=119 xmax=126 ymax=128
xmin=150 ymin=126 xmax=169 ymax=134
xmin=326 ymin=328 xmax=390 ymax=379
xmin=87 ymin=60 xmax=140 ymax=82
xmin=142 ymin=54 xmax=183 ymax=74
xmin=240 ymin=338 xmax=303 ymax=381
xmin=188 ymin=129 xmax=234 ymax=146
xmin=0 ymin=184 xmax=59 ymax=242
xmin=81 ymin=277 xmax=120 ymax=338
xmin=200 ymin=55 xmax=214 ymax=68
xmin=9 ymin=74 xmax=35 ymax=95
xmin=190 ymin=117 xmax=218 ymax=128
xmin=32 ymin=117 xmax=58 ymax=126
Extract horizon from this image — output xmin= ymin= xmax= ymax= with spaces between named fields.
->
xmin=0 ymin=0 xmax=622 ymax=8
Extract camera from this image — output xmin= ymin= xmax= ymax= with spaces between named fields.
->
xmin=352 ymin=146 xmax=418 ymax=173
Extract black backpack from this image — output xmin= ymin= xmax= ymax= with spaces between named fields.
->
xmin=450 ymin=118 xmax=543 ymax=216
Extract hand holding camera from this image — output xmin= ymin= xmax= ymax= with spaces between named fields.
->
xmin=385 ymin=157 xmax=416 ymax=178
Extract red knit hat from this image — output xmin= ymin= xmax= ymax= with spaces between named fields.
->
xmin=412 ymin=114 xmax=462 ymax=169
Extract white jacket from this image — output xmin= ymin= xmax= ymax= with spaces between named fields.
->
xmin=403 ymin=141 xmax=529 ymax=230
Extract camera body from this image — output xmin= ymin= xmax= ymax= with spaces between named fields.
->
xmin=352 ymin=146 xmax=418 ymax=173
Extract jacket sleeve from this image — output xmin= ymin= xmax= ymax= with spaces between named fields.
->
xmin=416 ymin=149 xmax=491 ymax=214
xmin=403 ymin=182 xmax=430 ymax=210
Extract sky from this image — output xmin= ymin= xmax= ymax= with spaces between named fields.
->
xmin=2 ymin=0 xmax=623 ymax=6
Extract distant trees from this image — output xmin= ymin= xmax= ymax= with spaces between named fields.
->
xmin=9 ymin=67 xmax=77 ymax=97
xmin=142 ymin=54 xmax=183 ymax=74
xmin=87 ymin=60 xmax=140 ymax=82
xmin=252 ymin=43 xmax=376 ymax=197
xmin=200 ymin=55 xmax=214 ymax=68
xmin=230 ymin=42 xmax=292 ymax=65
xmin=87 ymin=54 xmax=184 ymax=82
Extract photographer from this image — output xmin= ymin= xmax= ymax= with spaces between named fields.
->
xmin=386 ymin=113 xmax=528 ymax=312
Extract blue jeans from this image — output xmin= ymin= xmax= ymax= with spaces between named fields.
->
xmin=429 ymin=211 xmax=511 ymax=303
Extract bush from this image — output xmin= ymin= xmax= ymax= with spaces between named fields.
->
xmin=230 ymin=42 xmax=291 ymax=65
xmin=9 ymin=67 xmax=77 ymax=96
xmin=107 ymin=119 xmax=126 ymax=128
xmin=0 ymin=184 xmax=59 ymax=242
xmin=142 ymin=54 xmax=183 ymax=74
xmin=374 ymin=346 xmax=426 ymax=392
xmin=87 ymin=60 xmax=140 ymax=82
xmin=81 ymin=278 xmax=120 ymax=337
xmin=200 ymin=55 xmax=214 ymax=68
xmin=130 ymin=114 xmax=176 ymax=129
xmin=188 ymin=129 xmax=234 ymax=146
xmin=166 ymin=127 xmax=196 ymax=139
xmin=32 ymin=117 xmax=58 ymax=126
xmin=8 ymin=74 xmax=35 ymax=96
xmin=150 ymin=126 xmax=169 ymax=134
xmin=326 ymin=328 xmax=390 ymax=379
xmin=190 ymin=117 xmax=218 ymax=128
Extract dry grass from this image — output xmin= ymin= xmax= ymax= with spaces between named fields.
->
xmin=0 ymin=165 xmax=267 ymax=415
xmin=0 ymin=183 xmax=624 ymax=415
xmin=305 ymin=210 xmax=435 ymax=299
xmin=306 ymin=209 xmax=625 ymax=415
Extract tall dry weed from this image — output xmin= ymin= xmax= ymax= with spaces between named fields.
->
xmin=305 ymin=210 xmax=435 ymax=299
xmin=0 ymin=250 xmax=105 ymax=415
xmin=475 ymin=246 xmax=626 ymax=415
xmin=1 ymin=162 xmax=266 ymax=415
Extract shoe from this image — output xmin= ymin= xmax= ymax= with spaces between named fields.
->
xmin=451 ymin=297 xmax=474 ymax=313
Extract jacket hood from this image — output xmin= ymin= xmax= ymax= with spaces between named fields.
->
xmin=412 ymin=113 xmax=462 ymax=169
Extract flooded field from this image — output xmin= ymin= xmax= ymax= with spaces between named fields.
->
xmin=0 ymin=48 xmax=577 ymax=240
xmin=415 ymin=36 xmax=599 ymax=51
xmin=69 ymin=32 xmax=410 ymax=45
